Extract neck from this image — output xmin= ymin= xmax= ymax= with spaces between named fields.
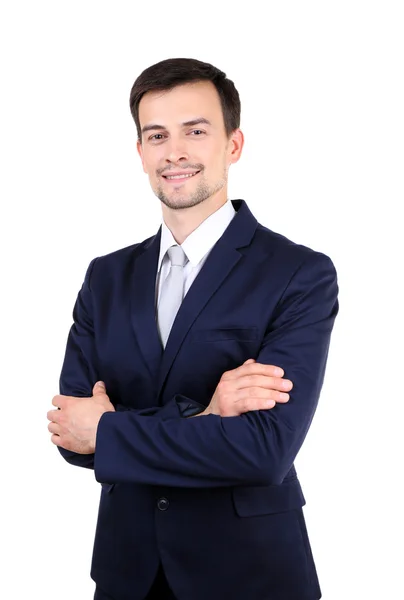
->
xmin=161 ymin=190 xmax=229 ymax=245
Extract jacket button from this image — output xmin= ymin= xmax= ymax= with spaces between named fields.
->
xmin=157 ymin=497 xmax=169 ymax=511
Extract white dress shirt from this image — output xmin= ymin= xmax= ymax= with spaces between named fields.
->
xmin=155 ymin=200 xmax=236 ymax=309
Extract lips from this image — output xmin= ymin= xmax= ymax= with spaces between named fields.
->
xmin=162 ymin=170 xmax=201 ymax=180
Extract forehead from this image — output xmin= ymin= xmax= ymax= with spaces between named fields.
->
xmin=138 ymin=80 xmax=223 ymax=127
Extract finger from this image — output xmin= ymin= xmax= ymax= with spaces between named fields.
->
xmin=221 ymin=360 xmax=257 ymax=380
xmin=242 ymin=387 xmax=290 ymax=408
xmin=48 ymin=421 xmax=62 ymax=435
xmin=52 ymin=395 xmax=68 ymax=409
xmin=245 ymin=363 xmax=285 ymax=377
xmin=221 ymin=396 xmax=277 ymax=416
xmin=220 ymin=388 xmax=285 ymax=417
xmin=47 ymin=408 xmax=61 ymax=422
xmin=237 ymin=374 xmax=293 ymax=392
xmin=224 ymin=362 xmax=285 ymax=380
xmin=93 ymin=381 xmax=106 ymax=396
xmin=50 ymin=433 xmax=62 ymax=447
xmin=245 ymin=388 xmax=290 ymax=403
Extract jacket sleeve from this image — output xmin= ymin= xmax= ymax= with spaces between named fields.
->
xmin=57 ymin=258 xmax=204 ymax=470
xmin=94 ymin=252 xmax=339 ymax=488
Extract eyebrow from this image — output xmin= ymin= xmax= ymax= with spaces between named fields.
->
xmin=141 ymin=118 xmax=212 ymax=135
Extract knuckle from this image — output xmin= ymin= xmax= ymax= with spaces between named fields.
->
xmin=266 ymin=377 xmax=277 ymax=390
xmin=216 ymin=387 xmax=231 ymax=407
xmin=251 ymin=386 xmax=262 ymax=396
xmin=221 ymin=406 xmax=231 ymax=417
xmin=241 ymin=397 xmax=249 ymax=413
xmin=244 ymin=365 xmax=256 ymax=377
xmin=217 ymin=380 xmax=228 ymax=392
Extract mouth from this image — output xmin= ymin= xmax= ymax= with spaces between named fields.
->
xmin=161 ymin=170 xmax=201 ymax=184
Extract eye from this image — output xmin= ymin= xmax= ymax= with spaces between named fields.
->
xmin=149 ymin=133 xmax=166 ymax=141
xmin=190 ymin=129 xmax=205 ymax=136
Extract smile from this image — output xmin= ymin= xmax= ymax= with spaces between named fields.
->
xmin=162 ymin=171 xmax=200 ymax=181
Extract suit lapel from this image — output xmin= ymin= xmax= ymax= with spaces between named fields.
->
xmin=156 ymin=240 xmax=242 ymax=399
xmin=130 ymin=228 xmax=163 ymax=383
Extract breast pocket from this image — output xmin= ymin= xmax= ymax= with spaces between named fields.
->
xmin=178 ymin=327 xmax=260 ymax=406
xmin=190 ymin=327 xmax=259 ymax=343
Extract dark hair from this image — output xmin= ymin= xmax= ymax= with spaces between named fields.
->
xmin=129 ymin=57 xmax=241 ymax=141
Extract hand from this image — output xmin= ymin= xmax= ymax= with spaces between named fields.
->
xmin=196 ymin=359 xmax=293 ymax=417
xmin=47 ymin=381 xmax=115 ymax=454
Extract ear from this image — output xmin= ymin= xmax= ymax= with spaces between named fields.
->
xmin=137 ymin=140 xmax=147 ymax=173
xmin=227 ymin=128 xmax=244 ymax=166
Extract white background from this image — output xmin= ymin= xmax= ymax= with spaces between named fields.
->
xmin=1 ymin=1 xmax=403 ymax=598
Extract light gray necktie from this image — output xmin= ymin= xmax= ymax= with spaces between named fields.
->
xmin=157 ymin=244 xmax=189 ymax=348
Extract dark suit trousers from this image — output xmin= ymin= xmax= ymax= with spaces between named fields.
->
xmin=144 ymin=564 xmax=177 ymax=599
xmin=94 ymin=563 xmax=177 ymax=600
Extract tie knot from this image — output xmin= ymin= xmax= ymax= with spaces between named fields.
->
xmin=167 ymin=245 xmax=188 ymax=267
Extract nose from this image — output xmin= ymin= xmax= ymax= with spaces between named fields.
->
xmin=165 ymin=138 xmax=189 ymax=164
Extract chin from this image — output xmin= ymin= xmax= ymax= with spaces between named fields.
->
xmin=161 ymin=196 xmax=204 ymax=210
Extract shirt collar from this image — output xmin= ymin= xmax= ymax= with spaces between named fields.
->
xmin=157 ymin=199 xmax=236 ymax=272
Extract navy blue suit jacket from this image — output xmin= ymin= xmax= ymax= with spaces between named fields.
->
xmin=58 ymin=199 xmax=338 ymax=600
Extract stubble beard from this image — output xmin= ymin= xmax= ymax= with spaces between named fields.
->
xmin=154 ymin=168 xmax=228 ymax=210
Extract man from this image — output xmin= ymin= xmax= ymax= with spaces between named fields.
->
xmin=47 ymin=58 xmax=338 ymax=600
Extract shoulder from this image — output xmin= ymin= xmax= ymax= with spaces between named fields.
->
xmin=253 ymin=222 xmax=337 ymax=278
xmin=254 ymin=225 xmax=339 ymax=325
xmin=82 ymin=232 xmax=158 ymax=287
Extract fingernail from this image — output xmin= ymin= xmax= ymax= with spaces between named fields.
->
xmin=274 ymin=368 xmax=284 ymax=376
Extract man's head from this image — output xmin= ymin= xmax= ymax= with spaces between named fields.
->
xmin=130 ymin=58 xmax=243 ymax=212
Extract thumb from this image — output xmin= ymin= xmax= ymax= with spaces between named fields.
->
xmin=93 ymin=381 xmax=106 ymax=395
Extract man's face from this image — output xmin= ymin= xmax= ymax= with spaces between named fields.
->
xmin=137 ymin=81 xmax=243 ymax=211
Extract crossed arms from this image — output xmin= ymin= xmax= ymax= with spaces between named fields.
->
xmin=47 ymin=251 xmax=338 ymax=488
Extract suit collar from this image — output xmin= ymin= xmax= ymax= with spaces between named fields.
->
xmin=157 ymin=199 xmax=237 ymax=271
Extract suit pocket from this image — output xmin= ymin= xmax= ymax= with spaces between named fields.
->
xmin=190 ymin=327 xmax=258 ymax=343
xmin=232 ymin=477 xmax=305 ymax=517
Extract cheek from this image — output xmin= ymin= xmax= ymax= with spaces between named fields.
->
xmin=204 ymin=142 xmax=225 ymax=166
xmin=142 ymin=151 xmax=164 ymax=176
